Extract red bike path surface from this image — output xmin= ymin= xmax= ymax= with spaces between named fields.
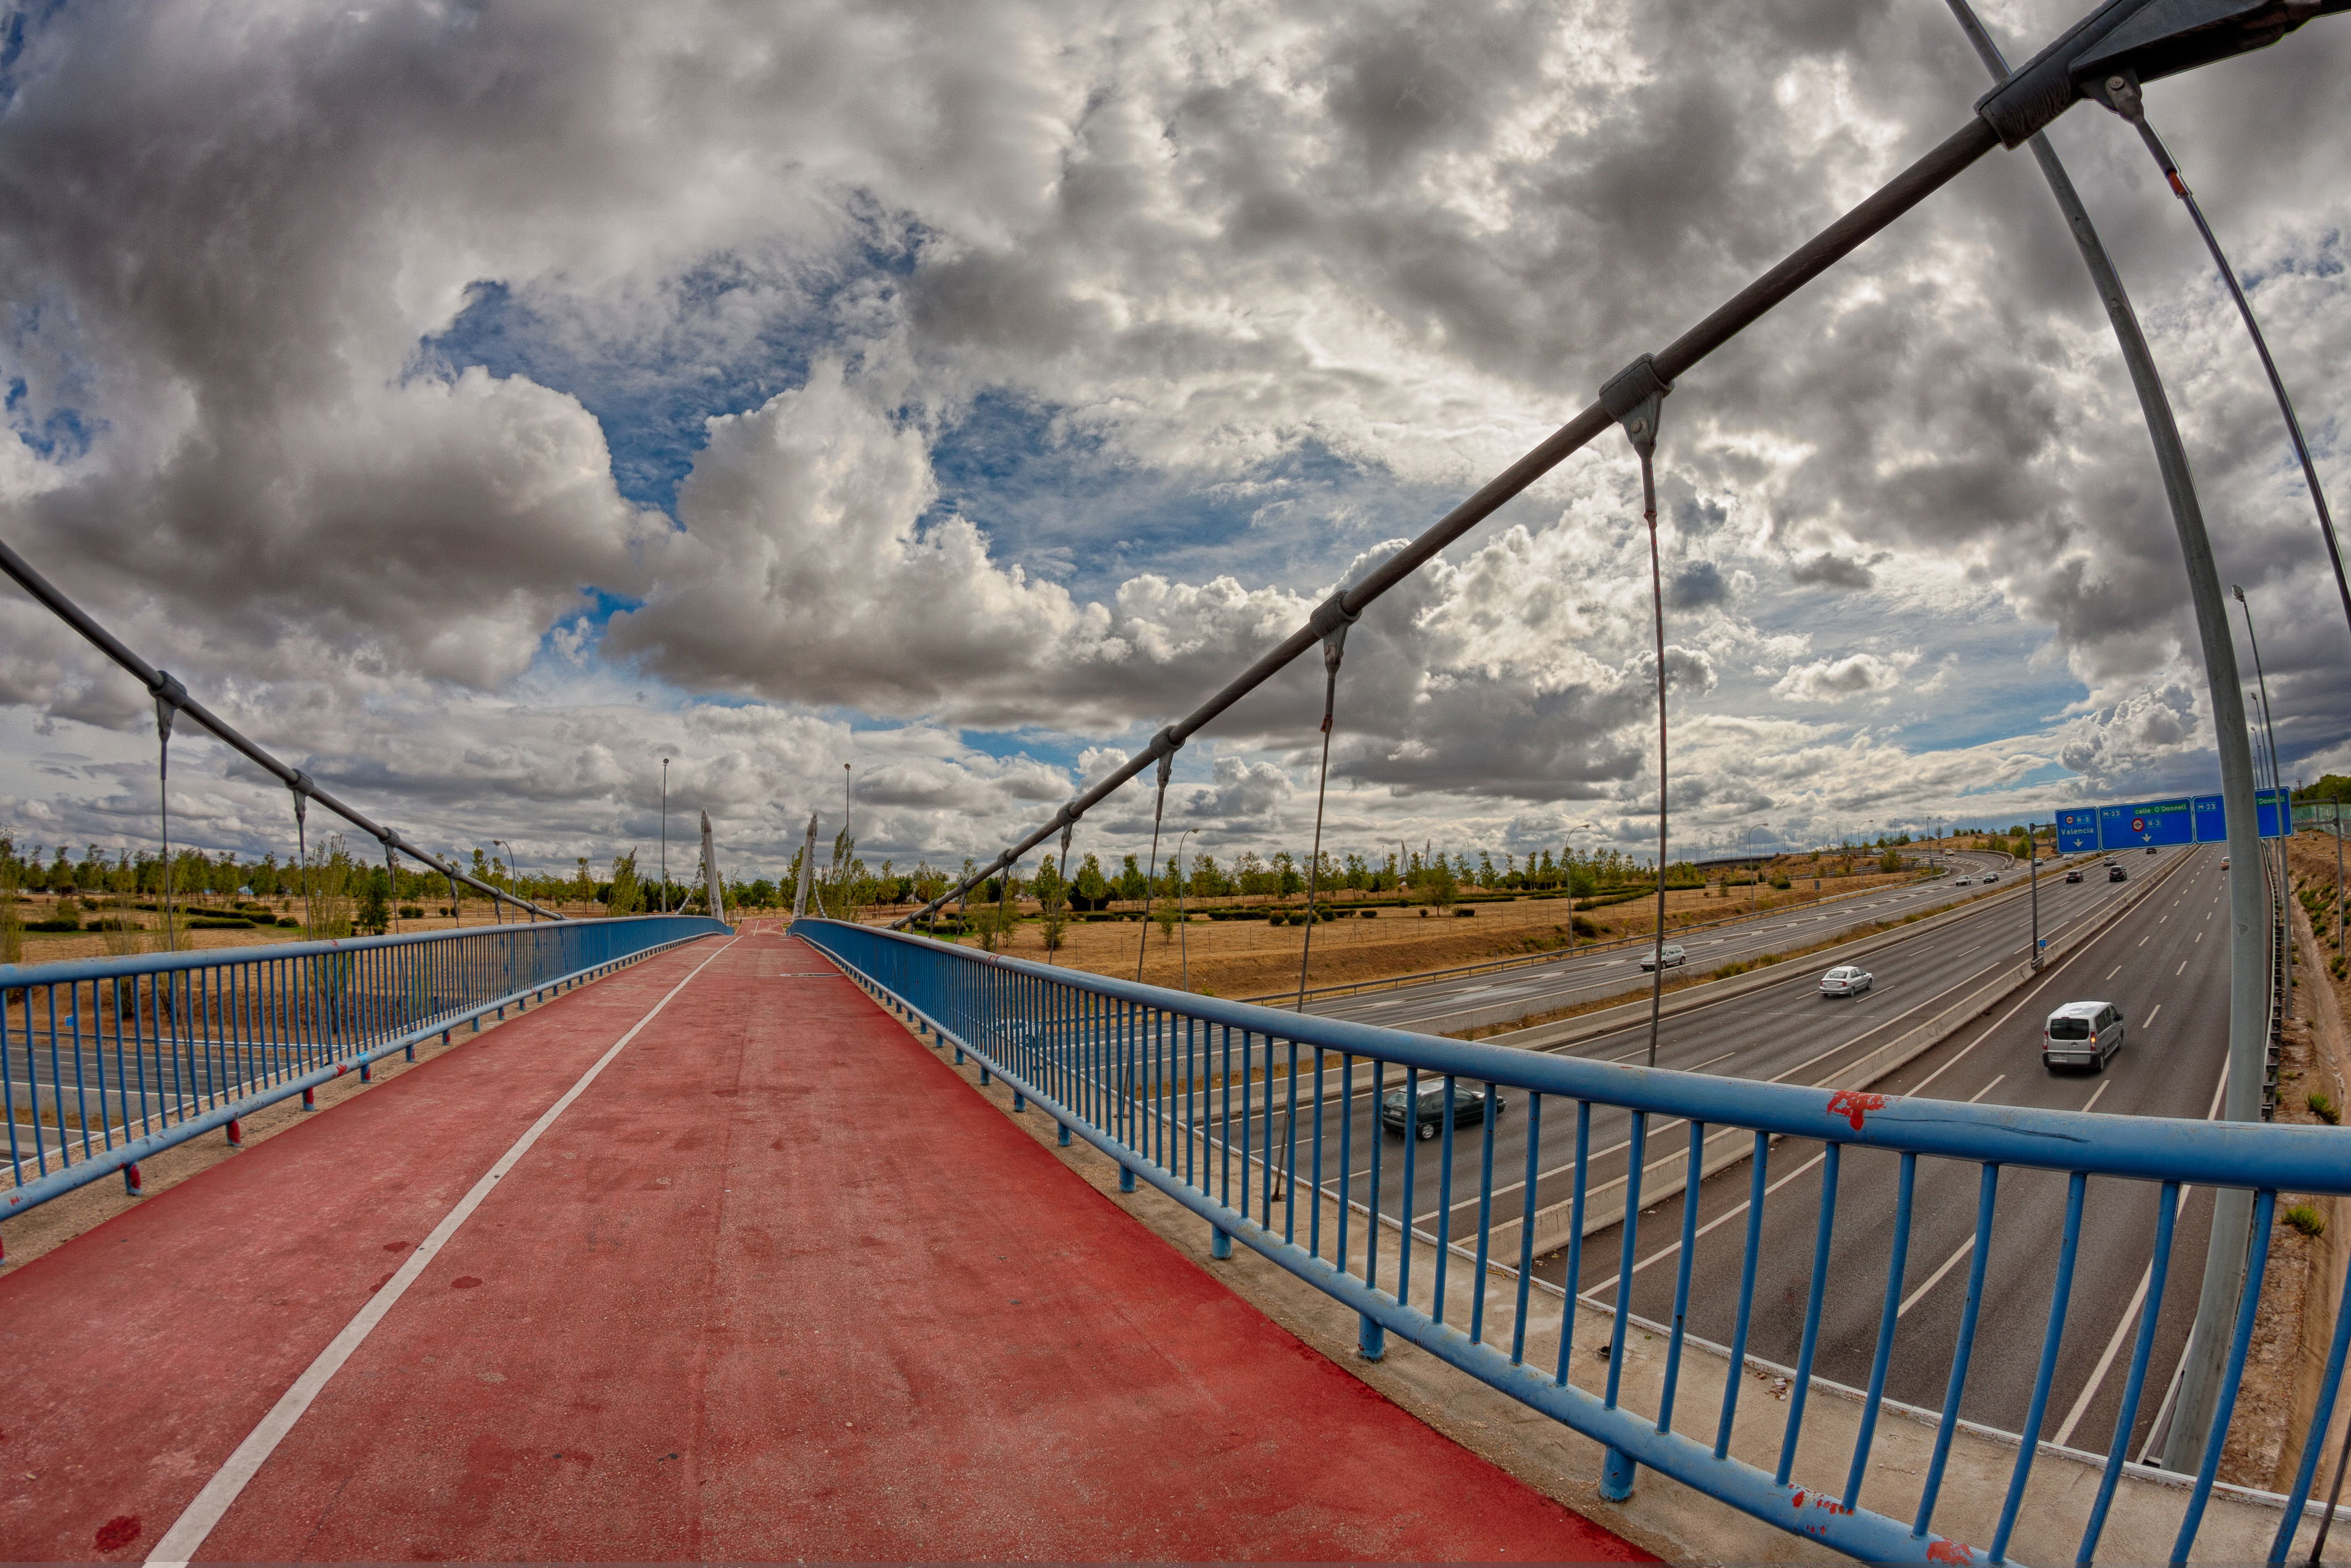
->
xmin=1 ymin=931 xmax=1648 ymax=1562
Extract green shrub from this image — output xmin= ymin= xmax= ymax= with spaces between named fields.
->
xmin=1268 ymin=910 xmax=1289 ymax=926
xmin=2285 ymin=1203 xmax=2328 ymax=1239
xmin=399 ymin=905 xmax=424 ymax=919
xmin=1453 ymin=907 xmax=1476 ymax=918
xmin=2310 ymin=1092 xmax=2342 ymax=1126
xmin=1362 ymin=908 xmax=1378 ymax=919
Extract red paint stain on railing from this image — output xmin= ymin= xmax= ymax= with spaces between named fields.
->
xmin=1827 ymin=1090 xmax=1887 ymax=1131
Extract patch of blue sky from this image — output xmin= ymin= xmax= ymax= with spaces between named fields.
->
xmin=417 ymin=230 xmax=913 ymax=517
xmin=4 ymin=375 xmax=95 ymax=461
xmin=922 ymin=388 xmax=1465 ymax=601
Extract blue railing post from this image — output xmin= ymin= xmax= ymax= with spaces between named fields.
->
xmin=781 ymin=915 xmax=2351 ymax=1568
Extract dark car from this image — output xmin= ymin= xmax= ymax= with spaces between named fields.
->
xmin=2146 ymin=846 xmax=2158 ymax=854
xmin=2065 ymin=868 xmax=2084 ymax=883
xmin=2108 ymin=865 xmax=2128 ymax=882
xmin=1381 ymin=1080 xmax=1508 ymax=1141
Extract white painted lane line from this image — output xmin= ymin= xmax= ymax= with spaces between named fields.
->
xmin=145 ymin=935 xmax=741 ymax=1567
xmin=2082 ymin=1080 xmax=2111 ymax=1114
xmin=2107 ymin=966 xmax=2123 ymax=980
xmin=2053 ymin=1063 xmax=2229 ymax=1451
xmin=2145 ymin=1004 xmax=2161 ymax=1024
xmin=1900 ymin=1235 xmax=1975 ymax=1319
xmin=1969 ymin=1075 xmax=2006 ymax=1104
xmin=2177 ymin=961 xmax=2186 ymax=976
xmin=1583 ymin=1148 xmax=1831 ymax=1299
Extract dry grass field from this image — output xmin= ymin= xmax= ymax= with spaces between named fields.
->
xmin=891 ymin=866 xmax=1934 ymax=999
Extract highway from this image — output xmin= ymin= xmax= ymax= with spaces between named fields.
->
xmin=1310 ymin=850 xmax=2019 ymax=1036
xmin=1101 ymin=841 xmax=2215 ymax=1453
xmin=1542 ymin=843 xmax=2234 ymax=1456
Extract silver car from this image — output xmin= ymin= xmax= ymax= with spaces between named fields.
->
xmin=1639 ymin=943 xmax=1688 ymax=971
xmin=1820 ymin=964 xmax=1874 ymax=997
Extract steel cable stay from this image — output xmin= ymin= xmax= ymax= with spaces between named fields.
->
xmin=1134 ymin=736 xmax=1180 ymax=983
xmin=0 ymin=536 xmax=561 ymax=923
xmin=1271 ymin=609 xmax=1355 ymax=1204
xmin=1598 ymin=356 xmax=1673 ymax=1071
xmin=2096 ymin=74 xmax=2351 ymax=643
xmin=891 ymin=0 xmax=2341 ymax=937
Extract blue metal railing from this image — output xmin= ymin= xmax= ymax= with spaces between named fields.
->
xmin=794 ymin=916 xmax=2351 ymax=1566
xmin=2 ymin=916 xmax=729 ymax=1224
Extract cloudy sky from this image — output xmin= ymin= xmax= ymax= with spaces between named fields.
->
xmin=1 ymin=0 xmax=2345 ymax=884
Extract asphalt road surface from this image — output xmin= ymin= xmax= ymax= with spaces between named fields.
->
xmin=1311 ymin=850 xmax=2022 ymax=1036
xmin=1112 ymin=842 xmax=2216 ymax=1453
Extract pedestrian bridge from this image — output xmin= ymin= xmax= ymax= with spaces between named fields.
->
xmin=3 ymin=916 xmax=2347 ymax=1563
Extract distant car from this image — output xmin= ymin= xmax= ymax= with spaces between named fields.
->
xmin=1639 ymin=943 xmax=1688 ymax=971
xmin=1820 ymin=965 xmax=1874 ymax=998
xmin=2108 ymin=865 xmax=2127 ymax=882
xmin=1381 ymin=1080 xmax=1508 ymax=1141
xmin=2222 ymin=858 xmax=2231 ymax=870
xmin=2065 ymin=868 xmax=2084 ymax=883
xmin=2146 ymin=845 xmax=2158 ymax=854
xmin=2045 ymin=1000 xmax=2124 ymax=1071
xmin=1983 ymin=871 xmax=1998 ymax=881
xmin=1954 ymin=876 xmax=1973 ymax=886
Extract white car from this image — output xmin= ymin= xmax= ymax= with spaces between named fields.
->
xmin=1639 ymin=943 xmax=1688 ymax=971
xmin=1820 ymin=965 xmax=1874 ymax=998
xmin=1953 ymin=876 xmax=1973 ymax=886
xmin=2045 ymin=1000 xmax=2124 ymax=1071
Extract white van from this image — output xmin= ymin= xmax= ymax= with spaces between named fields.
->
xmin=2044 ymin=1000 xmax=2124 ymax=1072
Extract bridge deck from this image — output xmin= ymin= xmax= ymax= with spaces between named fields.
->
xmin=2 ymin=931 xmax=1643 ymax=1561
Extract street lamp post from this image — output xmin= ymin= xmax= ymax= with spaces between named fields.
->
xmin=1173 ymin=827 xmax=1195 ymax=993
xmin=660 ymin=757 xmax=671 ymax=914
xmin=2029 ymin=822 xmax=2041 ymax=969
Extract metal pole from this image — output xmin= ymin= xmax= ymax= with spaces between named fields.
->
xmin=2237 ymin=585 xmax=2290 ymax=966
xmin=2030 ymin=822 xmax=2041 ymax=967
xmin=660 ymin=758 xmax=670 ymax=915
xmin=1174 ymin=828 xmax=1194 ymax=992
xmin=1943 ymin=1 xmax=2275 ymax=1475
xmin=2336 ymin=797 xmax=2344 ymax=958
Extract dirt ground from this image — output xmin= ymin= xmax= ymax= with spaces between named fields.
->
xmin=2220 ymin=827 xmax=2350 ymax=1492
xmin=900 ymin=866 xmax=1936 ymax=999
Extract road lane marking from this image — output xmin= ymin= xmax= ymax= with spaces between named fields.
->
xmin=2145 ymin=1004 xmax=2161 ymax=1024
xmin=2054 ymin=1063 xmax=2229 ymax=1452
xmin=1969 ymin=1075 xmax=2006 ymax=1104
xmin=2082 ymin=1080 xmax=2111 ymax=1114
xmin=146 ymin=934 xmax=742 ymax=1566
xmin=2108 ymin=967 xmax=2123 ymax=980
xmin=1900 ymin=1235 xmax=1974 ymax=1318
xmin=1582 ymin=1148 xmax=1831 ymax=1300
xmin=2177 ymin=961 xmax=2186 ymax=976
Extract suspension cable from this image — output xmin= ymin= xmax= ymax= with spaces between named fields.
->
xmin=1135 ymin=744 xmax=1177 ymax=983
xmin=1601 ymin=357 xmax=1672 ymax=1069
xmin=0 ymin=536 xmax=562 ymax=921
xmin=153 ymin=675 xmax=184 ymax=953
xmin=1048 ymin=816 xmax=1075 ymax=966
xmin=2097 ymin=75 xmax=2351 ymax=644
xmin=1295 ymin=618 xmax=1354 ymax=1011
xmin=292 ymin=784 xmax=315 ymax=938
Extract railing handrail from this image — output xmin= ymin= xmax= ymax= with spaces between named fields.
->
xmin=797 ymin=916 xmax=2351 ymax=1195
xmin=0 ymin=914 xmax=715 ymax=990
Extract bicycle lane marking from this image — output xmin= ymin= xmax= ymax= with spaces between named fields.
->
xmin=144 ymin=935 xmax=741 ymax=1567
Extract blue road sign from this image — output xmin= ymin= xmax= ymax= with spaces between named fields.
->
xmin=2060 ymin=790 xmax=2287 ymax=852
xmin=2056 ymin=808 xmax=2100 ymax=855
xmin=2099 ymin=797 xmax=2196 ymax=848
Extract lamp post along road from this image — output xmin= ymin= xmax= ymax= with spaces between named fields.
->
xmin=660 ymin=757 xmax=671 ymax=915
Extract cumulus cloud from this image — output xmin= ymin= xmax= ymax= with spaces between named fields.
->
xmin=1772 ymin=650 xmax=1919 ymax=704
xmin=0 ymin=0 xmax=2344 ymax=873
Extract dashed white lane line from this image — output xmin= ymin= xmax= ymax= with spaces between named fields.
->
xmin=145 ymin=935 xmax=741 ymax=1567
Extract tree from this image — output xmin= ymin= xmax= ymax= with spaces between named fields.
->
xmin=1074 ymin=853 xmax=1110 ymax=910
xmin=356 ymin=868 xmax=390 ymax=935
xmin=607 ymin=851 xmax=644 ymax=916
xmin=1117 ymin=854 xmax=1147 ymax=903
